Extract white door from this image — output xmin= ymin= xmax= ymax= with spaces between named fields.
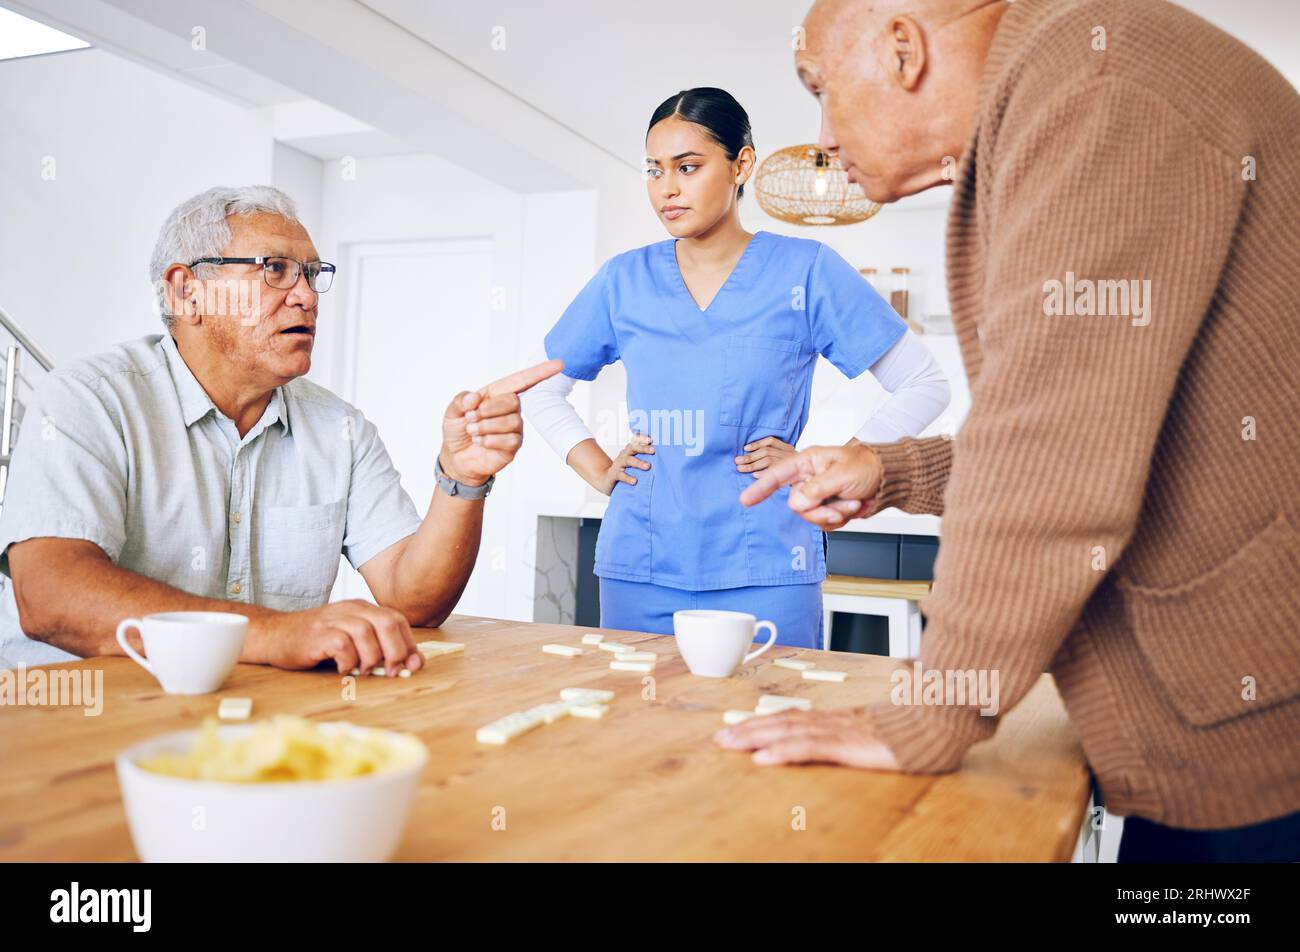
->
xmin=331 ymin=238 xmax=506 ymax=617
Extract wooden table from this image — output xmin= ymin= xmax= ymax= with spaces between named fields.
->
xmin=0 ymin=615 xmax=1090 ymax=861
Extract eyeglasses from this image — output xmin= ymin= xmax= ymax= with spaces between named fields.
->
xmin=188 ymin=256 xmax=336 ymax=293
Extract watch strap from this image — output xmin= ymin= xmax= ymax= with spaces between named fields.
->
xmin=436 ymin=455 xmax=494 ymax=500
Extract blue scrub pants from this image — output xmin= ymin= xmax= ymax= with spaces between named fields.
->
xmin=598 ymin=577 xmax=824 ymax=649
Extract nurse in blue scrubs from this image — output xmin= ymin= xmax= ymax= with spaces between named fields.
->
xmin=520 ymin=88 xmax=949 ymax=648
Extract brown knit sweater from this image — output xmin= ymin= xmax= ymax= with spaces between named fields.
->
xmin=862 ymin=0 xmax=1300 ymax=829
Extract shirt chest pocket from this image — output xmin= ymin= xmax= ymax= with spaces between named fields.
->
xmin=255 ymin=498 xmax=347 ymax=602
xmin=717 ymin=336 xmax=802 ymax=430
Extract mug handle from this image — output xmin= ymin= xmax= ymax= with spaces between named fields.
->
xmin=115 ymin=619 xmax=153 ymax=675
xmin=743 ymin=620 xmax=778 ymax=665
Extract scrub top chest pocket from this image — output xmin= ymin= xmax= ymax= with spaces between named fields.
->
xmin=717 ymin=336 xmax=802 ymax=431
xmin=255 ymin=498 xmax=347 ymax=602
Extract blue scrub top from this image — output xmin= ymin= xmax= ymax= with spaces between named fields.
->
xmin=544 ymin=230 xmax=906 ymax=592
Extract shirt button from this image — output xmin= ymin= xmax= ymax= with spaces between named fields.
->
xmin=231 ymin=581 xmax=242 ymax=595
xmin=232 ymin=511 xmax=241 ymax=524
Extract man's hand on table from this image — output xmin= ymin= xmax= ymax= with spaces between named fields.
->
xmin=440 ymin=358 xmax=564 ymax=486
xmin=714 ymin=707 xmax=901 ymax=770
xmin=251 ymin=600 xmax=424 ymax=675
xmin=731 ymin=440 xmax=906 ymax=767
xmin=738 ymin=441 xmax=883 ymax=529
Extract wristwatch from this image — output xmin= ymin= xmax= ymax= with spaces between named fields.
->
xmin=435 ymin=455 xmax=494 ymax=500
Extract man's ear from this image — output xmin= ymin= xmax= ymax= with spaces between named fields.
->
xmin=162 ymin=263 xmax=202 ymax=325
xmin=883 ymin=15 xmax=927 ymax=91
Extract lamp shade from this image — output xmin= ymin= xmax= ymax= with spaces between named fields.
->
xmin=753 ymin=145 xmax=883 ymax=226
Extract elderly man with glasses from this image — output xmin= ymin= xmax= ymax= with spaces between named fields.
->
xmin=0 ymin=185 xmax=560 ymax=674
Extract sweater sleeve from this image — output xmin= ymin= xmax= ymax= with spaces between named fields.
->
xmin=867 ymin=436 xmax=954 ymax=516
xmin=866 ymin=76 xmax=1243 ymax=772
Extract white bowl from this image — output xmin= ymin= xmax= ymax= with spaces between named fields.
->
xmin=116 ymin=722 xmax=428 ymax=862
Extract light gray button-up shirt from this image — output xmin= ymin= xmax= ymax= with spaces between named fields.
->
xmin=0 ymin=333 xmax=422 ymax=667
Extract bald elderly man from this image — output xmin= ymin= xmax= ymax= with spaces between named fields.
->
xmin=0 ymin=185 xmax=560 ymax=675
xmin=717 ymin=0 xmax=1300 ymax=862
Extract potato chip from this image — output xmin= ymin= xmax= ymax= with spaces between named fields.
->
xmin=138 ymin=716 xmax=419 ymax=783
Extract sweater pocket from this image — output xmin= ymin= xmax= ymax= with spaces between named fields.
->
xmin=1118 ymin=511 xmax=1300 ymax=728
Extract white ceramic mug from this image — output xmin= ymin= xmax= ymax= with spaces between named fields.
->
xmin=673 ymin=610 xmax=778 ymax=678
xmin=115 ymin=612 xmax=248 ymax=695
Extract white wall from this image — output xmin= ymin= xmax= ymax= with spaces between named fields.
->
xmin=271 ymin=142 xmax=323 ymax=237
xmin=312 ymin=152 xmax=524 ymax=394
xmin=311 ymin=151 xmax=600 ymax=622
xmin=0 ymin=48 xmax=274 ymax=361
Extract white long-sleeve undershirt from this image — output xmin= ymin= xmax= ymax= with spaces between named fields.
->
xmin=519 ymin=330 xmax=950 ymax=462
xmin=519 ymin=360 xmax=597 ymax=464
xmin=851 ymin=330 xmax=951 ymax=444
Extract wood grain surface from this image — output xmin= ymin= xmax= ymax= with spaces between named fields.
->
xmin=0 ymin=614 xmax=1089 ymax=861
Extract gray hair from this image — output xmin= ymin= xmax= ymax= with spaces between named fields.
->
xmin=150 ymin=185 xmax=300 ymax=326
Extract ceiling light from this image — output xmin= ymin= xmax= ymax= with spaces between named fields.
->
xmin=0 ymin=7 xmax=90 ymax=62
